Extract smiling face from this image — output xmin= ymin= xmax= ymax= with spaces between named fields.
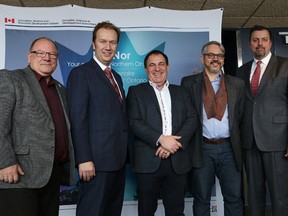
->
xmin=93 ymin=28 xmax=118 ymax=66
xmin=201 ymin=44 xmax=225 ymax=76
xmin=249 ymin=29 xmax=272 ymax=60
xmin=28 ymin=38 xmax=58 ymax=78
xmin=145 ymin=53 xmax=169 ymax=89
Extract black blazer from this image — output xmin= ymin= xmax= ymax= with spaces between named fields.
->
xmin=181 ymin=72 xmax=245 ymax=171
xmin=66 ymin=59 xmax=128 ymax=171
xmin=127 ymin=82 xmax=198 ymax=175
xmin=236 ymin=55 xmax=288 ymax=151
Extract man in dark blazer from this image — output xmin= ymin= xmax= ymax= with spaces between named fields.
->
xmin=0 ymin=37 xmax=75 ymax=216
xmin=181 ymin=41 xmax=245 ymax=216
xmin=66 ymin=21 xmax=128 ymax=216
xmin=127 ymin=50 xmax=198 ymax=216
xmin=236 ymin=25 xmax=288 ymax=216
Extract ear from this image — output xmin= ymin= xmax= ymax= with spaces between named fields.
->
xmin=92 ymin=42 xmax=96 ymax=50
xmin=200 ymin=55 xmax=204 ymax=64
xmin=28 ymin=52 xmax=32 ymax=64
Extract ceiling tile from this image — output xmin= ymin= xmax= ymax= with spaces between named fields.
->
xmin=0 ymin=0 xmax=21 ymax=6
xmin=85 ymin=0 xmax=144 ymax=9
xmin=20 ymin=0 xmax=84 ymax=7
xmin=0 ymin=0 xmax=287 ymax=28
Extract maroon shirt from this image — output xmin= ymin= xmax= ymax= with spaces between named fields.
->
xmin=34 ymin=71 xmax=69 ymax=163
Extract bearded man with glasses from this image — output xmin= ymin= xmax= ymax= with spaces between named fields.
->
xmin=181 ymin=41 xmax=245 ymax=216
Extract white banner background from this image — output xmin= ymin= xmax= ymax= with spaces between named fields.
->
xmin=0 ymin=4 xmax=223 ymax=216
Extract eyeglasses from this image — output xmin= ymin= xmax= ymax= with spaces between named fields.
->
xmin=204 ymin=53 xmax=225 ymax=60
xmin=30 ymin=50 xmax=58 ymax=59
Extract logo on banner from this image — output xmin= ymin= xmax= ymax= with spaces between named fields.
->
xmin=4 ymin=18 xmax=15 ymax=23
xmin=113 ymin=32 xmax=164 ymax=92
xmin=55 ymin=32 xmax=164 ymax=91
xmin=55 ymin=41 xmax=93 ymax=85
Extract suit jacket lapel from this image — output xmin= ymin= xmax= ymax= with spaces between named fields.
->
xmin=257 ymin=55 xmax=277 ymax=96
xmin=241 ymin=61 xmax=254 ymax=99
xmin=91 ymin=60 xmax=124 ymax=109
xmin=193 ymin=73 xmax=204 ymax=124
xmin=91 ymin=60 xmax=113 ymax=89
xmin=225 ymin=76 xmax=236 ymax=130
xmin=112 ymin=68 xmax=126 ymax=110
xmin=55 ymin=83 xmax=71 ymax=129
xmin=112 ymin=69 xmax=125 ymax=94
xmin=144 ymin=82 xmax=161 ymax=112
xmin=169 ymin=86 xmax=177 ymax=132
xmin=23 ymin=67 xmax=52 ymax=120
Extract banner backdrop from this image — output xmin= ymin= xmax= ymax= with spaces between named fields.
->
xmin=0 ymin=4 xmax=223 ymax=215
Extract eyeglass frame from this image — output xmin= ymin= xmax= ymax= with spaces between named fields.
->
xmin=203 ymin=53 xmax=225 ymax=60
xmin=30 ymin=50 xmax=58 ymax=59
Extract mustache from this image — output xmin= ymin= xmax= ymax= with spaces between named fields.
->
xmin=210 ymin=60 xmax=221 ymax=64
xmin=256 ymin=46 xmax=264 ymax=49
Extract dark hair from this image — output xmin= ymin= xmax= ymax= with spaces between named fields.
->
xmin=201 ymin=41 xmax=225 ymax=55
xmin=29 ymin=37 xmax=58 ymax=52
xmin=144 ymin=50 xmax=169 ymax=68
xmin=249 ymin=25 xmax=272 ymax=42
xmin=92 ymin=21 xmax=121 ymax=43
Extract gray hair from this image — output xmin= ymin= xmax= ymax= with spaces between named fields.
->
xmin=201 ymin=41 xmax=225 ymax=55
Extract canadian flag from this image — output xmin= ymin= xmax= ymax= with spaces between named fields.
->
xmin=4 ymin=18 xmax=15 ymax=23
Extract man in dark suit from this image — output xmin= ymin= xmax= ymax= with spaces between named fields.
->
xmin=181 ymin=41 xmax=245 ymax=216
xmin=127 ymin=50 xmax=198 ymax=216
xmin=66 ymin=21 xmax=128 ymax=216
xmin=0 ymin=37 xmax=75 ymax=216
xmin=236 ymin=25 xmax=288 ymax=216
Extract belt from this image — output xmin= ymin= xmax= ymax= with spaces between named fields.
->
xmin=203 ymin=136 xmax=230 ymax=144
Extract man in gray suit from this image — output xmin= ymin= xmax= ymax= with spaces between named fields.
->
xmin=127 ymin=50 xmax=198 ymax=216
xmin=181 ymin=41 xmax=245 ymax=216
xmin=0 ymin=37 xmax=75 ymax=216
xmin=236 ymin=25 xmax=288 ymax=216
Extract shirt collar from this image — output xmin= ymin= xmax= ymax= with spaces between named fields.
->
xmin=215 ymin=72 xmax=222 ymax=81
xmin=93 ymin=56 xmax=111 ymax=71
xmin=254 ymin=52 xmax=272 ymax=66
xmin=204 ymin=70 xmax=223 ymax=82
xmin=31 ymin=67 xmax=55 ymax=85
xmin=149 ymin=80 xmax=169 ymax=91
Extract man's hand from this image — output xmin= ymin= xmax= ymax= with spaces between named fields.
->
xmin=285 ymin=149 xmax=288 ymax=158
xmin=0 ymin=164 xmax=24 ymax=184
xmin=78 ymin=161 xmax=96 ymax=182
xmin=156 ymin=146 xmax=171 ymax=159
xmin=158 ymin=135 xmax=182 ymax=154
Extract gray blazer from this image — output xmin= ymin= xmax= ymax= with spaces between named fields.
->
xmin=181 ymin=72 xmax=246 ymax=170
xmin=0 ymin=67 xmax=75 ymax=189
xmin=236 ymin=55 xmax=288 ymax=151
xmin=127 ymin=82 xmax=198 ymax=175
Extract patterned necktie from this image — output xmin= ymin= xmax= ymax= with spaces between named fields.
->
xmin=250 ymin=61 xmax=262 ymax=96
xmin=104 ymin=67 xmax=122 ymax=104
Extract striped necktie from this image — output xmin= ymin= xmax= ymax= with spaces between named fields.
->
xmin=250 ymin=61 xmax=262 ymax=96
xmin=104 ymin=67 xmax=122 ymax=104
